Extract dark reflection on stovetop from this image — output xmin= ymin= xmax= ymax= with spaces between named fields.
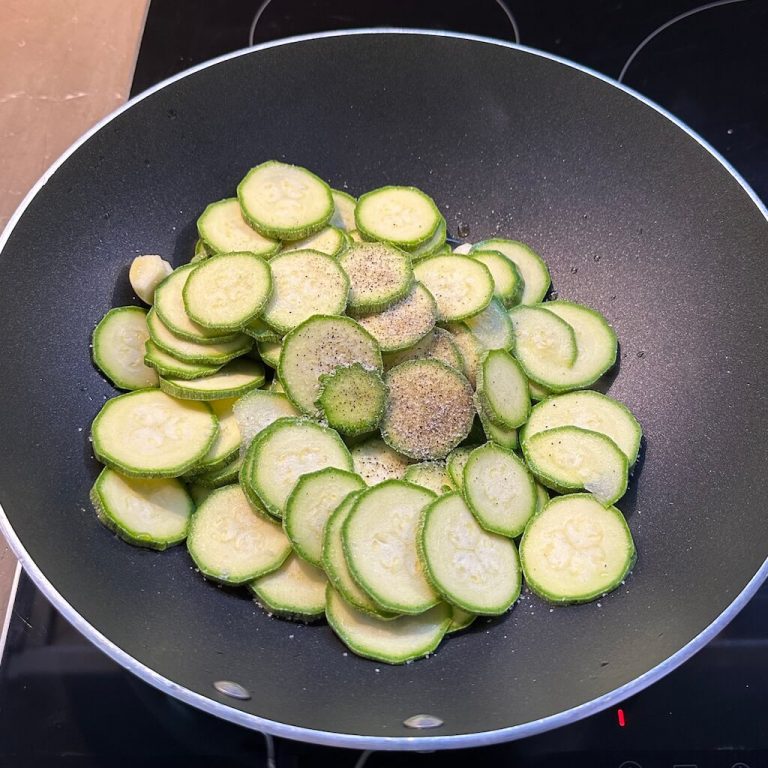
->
xmin=1 ymin=570 xmax=767 ymax=767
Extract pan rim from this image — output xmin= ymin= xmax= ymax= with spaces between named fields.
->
xmin=1 ymin=27 xmax=767 ymax=751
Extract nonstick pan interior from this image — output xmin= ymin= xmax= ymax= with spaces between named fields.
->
xmin=0 ymin=31 xmax=766 ymax=749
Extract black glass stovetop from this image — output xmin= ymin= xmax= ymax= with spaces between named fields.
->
xmin=2 ymin=2 xmax=767 ymax=766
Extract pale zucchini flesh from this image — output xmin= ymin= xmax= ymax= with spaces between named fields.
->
xmin=261 ymin=249 xmax=349 ymax=333
xmin=144 ymin=340 xmax=221 ymax=380
xmin=92 ymin=307 xmax=159 ymax=390
xmin=284 ymin=468 xmax=365 ymax=566
xmin=232 ymin=389 xmax=300 ymax=455
xmin=90 ymin=468 xmax=192 ymax=549
xmin=382 ymin=327 xmax=462 ymax=372
xmin=185 ymin=398 xmax=241 ymax=475
xmin=342 ymin=480 xmax=439 ymax=614
xmin=471 ymin=239 xmax=550 ymax=305
xmin=461 ymin=297 xmax=514 ymax=350
xmin=241 ymin=417 xmax=352 ymax=517
xmin=316 ymin=363 xmax=387 ymax=437
xmin=356 ymin=282 xmax=436 ymax=352
xmin=463 ymin=442 xmax=537 ymax=537
xmin=420 ymin=493 xmax=521 ymax=615
xmin=446 ymin=445 xmax=478 ymax=490
xmin=279 ymin=315 xmax=382 ymax=417
xmin=408 ymin=216 xmax=447 ymax=261
xmin=381 ymin=359 xmax=475 ymax=461
xmin=403 ymin=461 xmax=453 ymax=495
xmin=250 ymin=553 xmax=328 ymax=621
xmin=256 ymin=340 xmax=282 ymax=369
xmin=183 ymin=252 xmax=272 ymax=330
xmin=443 ymin=323 xmax=485 ymax=387
xmin=326 ymin=586 xmax=450 ymax=664
xmin=91 ymin=389 xmax=218 ymax=478
xmin=283 ymin=226 xmax=347 ymax=257
xmin=522 ymin=426 xmax=628 ymax=506
xmin=523 ymin=390 xmax=643 ymax=466
xmin=475 ymin=349 xmax=531 ymax=429
xmin=158 ymin=358 xmax=265 ymax=401
xmin=187 ymin=484 xmax=291 ymax=585
xmin=477 ymin=405 xmax=519 ymax=449
xmin=355 ymin=186 xmax=441 ymax=248
xmin=447 ymin=606 xmax=477 ymax=633
xmin=470 ymin=249 xmax=523 ymax=307
xmin=350 ymin=438 xmax=410 ymax=485
xmin=413 ymin=254 xmax=494 ymax=321
xmin=237 ymin=160 xmax=333 ymax=240
xmin=330 ymin=189 xmax=357 ymax=231
xmin=520 ymin=494 xmax=635 ymax=603
xmin=192 ymin=454 xmax=243 ymax=489
xmin=242 ymin=316 xmax=281 ymax=343
xmin=197 ymin=198 xmax=280 ymax=257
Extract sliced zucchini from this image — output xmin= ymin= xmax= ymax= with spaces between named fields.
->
xmin=520 ymin=494 xmax=635 ymax=603
xmin=529 ymin=380 xmax=552 ymax=401
xmin=522 ymin=391 xmax=642 ymax=466
xmin=463 ymin=442 xmax=536 ymax=537
xmin=261 ymin=249 xmax=349 ymax=333
xmin=187 ymin=484 xmax=291 ymax=585
xmin=241 ymin=417 xmax=352 ymax=517
xmin=462 ymin=297 xmax=513 ymax=350
xmin=146 ymin=308 xmax=252 ymax=365
xmin=182 ymin=252 xmax=272 ymax=330
xmin=323 ymin=491 xmax=397 ymax=618
xmin=509 ymin=304 xmax=578 ymax=386
xmin=342 ymin=480 xmax=439 ymax=614
xmin=268 ymin=378 xmax=284 ymax=393
xmin=413 ymin=254 xmax=493 ymax=321
xmin=348 ymin=229 xmax=363 ymax=243
xmin=257 ymin=340 xmax=282 ymax=369
xmin=92 ymin=307 xmax=158 ymax=390
xmin=158 ymin=358 xmax=265 ymax=401
xmin=129 ymin=254 xmax=173 ymax=304
xmin=420 ymin=493 xmax=521 ymax=614
xmin=471 ymin=239 xmax=550 ymax=305
xmin=477 ymin=405 xmax=519 ymax=450
xmin=191 ymin=239 xmax=211 ymax=263
xmin=193 ymin=454 xmax=243 ymax=489
xmin=326 ymin=587 xmax=450 ymax=664
xmin=403 ymin=461 xmax=453 ymax=495
xmin=338 ymin=242 xmax=414 ymax=315
xmin=382 ymin=327 xmax=462 ymax=372
xmin=187 ymin=482 xmax=213 ymax=506
xmin=535 ymin=482 xmax=550 ymax=513
xmin=283 ymin=226 xmax=347 ymax=258
xmin=528 ymin=301 xmax=617 ymax=392
xmin=90 ymin=467 xmax=192 ymax=549
xmin=91 ymin=389 xmax=218 ymax=477
xmin=144 ymin=340 xmax=221 ymax=380
xmin=355 ymin=186 xmax=441 ymax=248
xmin=447 ymin=606 xmax=477 ymax=634
xmin=330 ymin=189 xmax=357 ymax=231
xmin=250 ymin=553 xmax=327 ymax=621
xmin=242 ymin=316 xmax=281 ymax=343
xmin=284 ymin=468 xmax=365 ymax=565
xmin=475 ymin=349 xmax=530 ymax=429
xmin=154 ymin=266 xmax=241 ymax=343
xmin=232 ymin=390 xmax=300 ymax=454
xmin=408 ymin=217 xmax=447 ymax=262
xmin=469 ymin=249 xmax=523 ymax=307
xmin=522 ymin=426 xmax=628 ymax=505
xmin=237 ymin=160 xmax=333 ymax=240
xmin=381 ymin=360 xmax=474 ymax=461
xmin=350 ymin=438 xmax=410 ymax=485
xmin=316 ymin=363 xmax=387 ymax=437
xmin=446 ymin=445 xmax=478 ymax=490
xmin=185 ymin=398 xmax=241 ymax=475
xmin=443 ymin=323 xmax=485 ymax=387
xmin=196 ymin=198 xmax=280 ymax=257
xmin=279 ymin=315 xmax=382 ymax=417
xmin=356 ymin=282 xmax=436 ymax=353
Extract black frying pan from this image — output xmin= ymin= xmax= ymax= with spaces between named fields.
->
xmin=1 ymin=30 xmax=767 ymax=750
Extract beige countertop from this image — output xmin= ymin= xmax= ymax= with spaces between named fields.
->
xmin=0 ymin=0 xmax=149 ymax=621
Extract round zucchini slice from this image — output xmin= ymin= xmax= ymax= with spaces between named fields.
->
xmin=283 ymin=226 xmax=347 ymax=257
xmin=232 ymin=389 xmax=299 ymax=452
xmin=144 ymin=340 xmax=221 ymax=381
xmin=520 ymin=494 xmax=635 ymax=603
xmin=522 ymin=426 xmax=629 ymax=506
xmin=403 ymin=461 xmax=452 ymax=495
xmin=355 ymin=185 xmax=441 ymax=248
xmin=342 ymin=480 xmax=439 ymax=614
xmin=475 ymin=349 xmax=531 ymax=429
xmin=185 ymin=398 xmax=241 ymax=475
xmin=316 ymin=363 xmax=387 ymax=437
xmin=420 ymin=493 xmax=521 ymax=615
xmin=381 ymin=359 xmax=475 ymax=461
xmin=461 ymin=297 xmax=514 ymax=350
xmin=443 ymin=323 xmax=485 ymax=387
xmin=413 ymin=254 xmax=494 ymax=321
xmin=382 ymin=327 xmax=463 ymax=372
xmin=250 ymin=553 xmax=328 ymax=621
xmin=469 ymin=249 xmax=523 ymax=307
xmin=471 ymin=238 xmax=550 ymax=305
xmin=158 ymin=358 xmax=265 ymax=401
xmin=196 ymin=198 xmax=280 ymax=257
xmin=350 ymin=438 xmax=411 ymax=485
xmin=91 ymin=389 xmax=218 ymax=478
xmin=92 ymin=306 xmax=158 ymax=390
xmin=326 ymin=587 xmax=450 ymax=664
xmin=338 ymin=242 xmax=414 ymax=315
xmin=187 ymin=484 xmax=291 ymax=585
xmin=237 ymin=160 xmax=333 ymax=240
xmin=90 ymin=468 xmax=192 ymax=550
xmin=356 ymin=282 xmax=437 ymax=352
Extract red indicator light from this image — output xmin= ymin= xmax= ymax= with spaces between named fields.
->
xmin=617 ymin=708 xmax=626 ymax=727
